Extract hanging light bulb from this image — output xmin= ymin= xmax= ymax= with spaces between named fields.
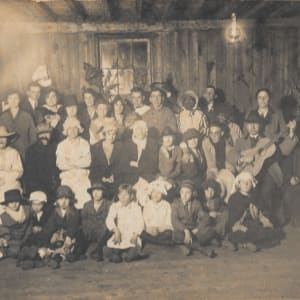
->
xmin=226 ymin=12 xmax=241 ymax=43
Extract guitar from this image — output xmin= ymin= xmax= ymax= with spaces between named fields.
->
xmin=237 ymin=137 xmax=276 ymax=176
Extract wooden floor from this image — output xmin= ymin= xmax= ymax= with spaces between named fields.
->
xmin=1 ymin=226 xmax=300 ymax=300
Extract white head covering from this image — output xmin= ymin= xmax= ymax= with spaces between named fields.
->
xmin=231 ymin=171 xmax=257 ymax=195
xmin=29 ymin=191 xmax=47 ymax=204
xmin=32 ymin=65 xmax=52 ymax=87
xmin=63 ymin=118 xmax=84 ymax=136
xmin=148 ymin=178 xmax=170 ymax=196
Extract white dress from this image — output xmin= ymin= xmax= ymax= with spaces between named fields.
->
xmin=0 ymin=146 xmax=23 ymax=202
xmin=106 ymin=201 xmax=144 ymax=249
xmin=56 ymin=137 xmax=91 ymax=209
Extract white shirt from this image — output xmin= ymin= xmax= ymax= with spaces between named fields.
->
xmin=106 ymin=201 xmax=144 ymax=249
xmin=135 ymin=105 xmax=150 ymax=116
xmin=143 ymin=200 xmax=173 ymax=232
xmin=29 ymin=98 xmax=38 ymax=111
xmin=258 ymin=108 xmax=269 ymax=118
xmin=178 ymin=109 xmax=208 ymax=136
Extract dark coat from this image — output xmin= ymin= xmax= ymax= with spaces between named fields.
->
xmin=78 ymin=105 xmax=97 ymax=141
xmin=81 ymin=199 xmax=111 ymax=242
xmin=90 ymin=141 xmax=123 ymax=188
xmin=20 ymin=98 xmax=43 ymax=125
xmin=24 ymin=140 xmax=60 ymax=202
xmin=0 ymin=110 xmax=37 ymax=158
xmin=120 ymin=137 xmax=159 ymax=184
xmin=42 ymin=206 xmax=81 ymax=246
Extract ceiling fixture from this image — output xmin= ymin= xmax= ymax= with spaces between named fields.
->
xmin=226 ymin=12 xmax=242 ymax=43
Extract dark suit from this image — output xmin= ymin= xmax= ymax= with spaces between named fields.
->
xmin=120 ymin=137 xmax=159 ymax=184
xmin=90 ymin=141 xmax=123 ymax=197
xmin=78 ymin=105 xmax=97 ymax=141
xmin=20 ymin=98 xmax=43 ymax=125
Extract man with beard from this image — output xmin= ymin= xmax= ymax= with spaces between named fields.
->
xmin=24 ymin=122 xmax=59 ymax=206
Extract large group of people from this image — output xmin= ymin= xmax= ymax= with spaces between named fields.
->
xmin=0 ymin=81 xmax=299 ymax=270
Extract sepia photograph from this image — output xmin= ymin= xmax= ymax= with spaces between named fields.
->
xmin=0 ymin=0 xmax=300 ymax=299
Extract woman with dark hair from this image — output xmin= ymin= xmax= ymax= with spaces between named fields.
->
xmin=36 ymin=88 xmax=64 ymax=143
xmin=245 ymin=88 xmax=287 ymax=141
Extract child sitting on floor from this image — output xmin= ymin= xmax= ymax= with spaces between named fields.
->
xmin=202 ymin=179 xmax=228 ymax=246
xmin=17 ymin=191 xmax=52 ymax=270
xmin=40 ymin=186 xmax=85 ymax=269
xmin=104 ymin=184 xmax=147 ymax=263
xmin=141 ymin=179 xmax=173 ymax=246
xmin=0 ymin=189 xmax=32 ymax=260
xmin=81 ymin=182 xmax=111 ymax=261
xmin=171 ymin=180 xmax=217 ymax=258
xmin=227 ymin=172 xmax=282 ymax=252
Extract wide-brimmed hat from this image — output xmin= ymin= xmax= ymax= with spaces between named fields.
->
xmin=3 ymin=189 xmax=24 ymax=205
xmin=179 ymin=180 xmax=195 ymax=191
xmin=36 ymin=122 xmax=53 ymax=135
xmin=87 ymin=182 xmax=106 ymax=195
xmin=161 ymin=126 xmax=176 ymax=138
xmin=64 ymin=95 xmax=78 ymax=107
xmin=29 ymin=191 xmax=47 ymax=204
xmin=55 ymin=186 xmax=75 ymax=201
xmin=182 ymin=128 xmax=199 ymax=142
xmin=202 ymin=178 xmax=221 ymax=197
xmin=0 ymin=126 xmax=17 ymax=139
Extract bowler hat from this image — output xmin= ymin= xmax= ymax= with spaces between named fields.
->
xmin=202 ymin=179 xmax=221 ymax=197
xmin=87 ymin=182 xmax=106 ymax=195
xmin=55 ymin=186 xmax=74 ymax=201
xmin=3 ymin=189 xmax=24 ymax=205
xmin=64 ymin=95 xmax=78 ymax=107
xmin=179 ymin=180 xmax=194 ymax=191
xmin=182 ymin=128 xmax=199 ymax=142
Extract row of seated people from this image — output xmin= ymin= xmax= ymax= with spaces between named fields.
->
xmin=0 ymin=173 xmax=283 ymax=270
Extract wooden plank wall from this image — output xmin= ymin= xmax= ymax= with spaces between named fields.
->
xmin=0 ymin=24 xmax=299 ymax=112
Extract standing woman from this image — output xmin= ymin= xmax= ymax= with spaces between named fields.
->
xmin=90 ymin=121 xmax=123 ymax=199
xmin=37 ymin=88 xmax=64 ymax=143
xmin=245 ymin=88 xmax=287 ymax=141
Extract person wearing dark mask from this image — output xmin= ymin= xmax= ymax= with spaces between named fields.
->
xmin=24 ymin=122 xmax=59 ymax=206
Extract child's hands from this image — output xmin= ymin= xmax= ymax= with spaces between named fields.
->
xmin=232 ymin=223 xmax=248 ymax=232
xmin=113 ymin=228 xmax=122 ymax=244
xmin=249 ymin=203 xmax=259 ymax=219
xmin=130 ymin=233 xmax=139 ymax=245
xmin=184 ymin=229 xmax=192 ymax=245
xmin=192 ymin=228 xmax=199 ymax=235
xmin=130 ymin=161 xmax=139 ymax=168
xmin=147 ymin=227 xmax=158 ymax=236
xmin=0 ymin=238 xmax=8 ymax=248
xmin=32 ymin=226 xmax=42 ymax=234
xmin=259 ymin=213 xmax=273 ymax=228
xmin=209 ymin=211 xmax=217 ymax=218
xmin=290 ymin=176 xmax=299 ymax=186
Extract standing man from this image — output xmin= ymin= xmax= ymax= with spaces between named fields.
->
xmin=21 ymin=82 xmax=43 ymax=125
xmin=143 ymin=84 xmax=177 ymax=140
xmin=0 ymin=89 xmax=36 ymax=158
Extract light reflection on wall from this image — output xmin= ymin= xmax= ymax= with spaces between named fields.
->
xmin=224 ymin=13 xmax=246 ymax=44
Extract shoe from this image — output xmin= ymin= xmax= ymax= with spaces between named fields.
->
xmin=48 ymin=254 xmax=62 ymax=269
xmin=179 ymin=244 xmax=192 ymax=256
xmin=109 ymin=254 xmax=122 ymax=263
xmin=20 ymin=260 xmax=35 ymax=270
xmin=243 ymin=243 xmax=258 ymax=252
xmin=90 ymin=251 xmax=103 ymax=262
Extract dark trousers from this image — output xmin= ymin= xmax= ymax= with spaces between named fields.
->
xmin=173 ymin=227 xmax=217 ymax=247
xmin=103 ymin=246 xmax=142 ymax=263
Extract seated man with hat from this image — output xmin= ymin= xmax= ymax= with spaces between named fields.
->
xmin=0 ymin=126 xmax=23 ymax=202
xmin=81 ymin=182 xmax=111 ymax=261
xmin=171 ymin=180 xmax=217 ymax=258
xmin=24 ymin=122 xmax=59 ymax=205
xmin=56 ymin=118 xmax=91 ymax=209
xmin=0 ymin=189 xmax=32 ymax=259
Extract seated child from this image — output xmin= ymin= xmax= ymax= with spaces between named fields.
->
xmin=104 ymin=184 xmax=147 ymax=263
xmin=0 ymin=189 xmax=32 ymax=259
xmin=141 ymin=179 xmax=173 ymax=246
xmin=17 ymin=191 xmax=52 ymax=269
xmin=81 ymin=182 xmax=111 ymax=261
xmin=40 ymin=186 xmax=85 ymax=268
xmin=202 ymin=179 xmax=228 ymax=245
xmin=227 ymin=172 xmax=282 ymax=252
xmin=171 ymin=180 xmax=217 ymax=258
